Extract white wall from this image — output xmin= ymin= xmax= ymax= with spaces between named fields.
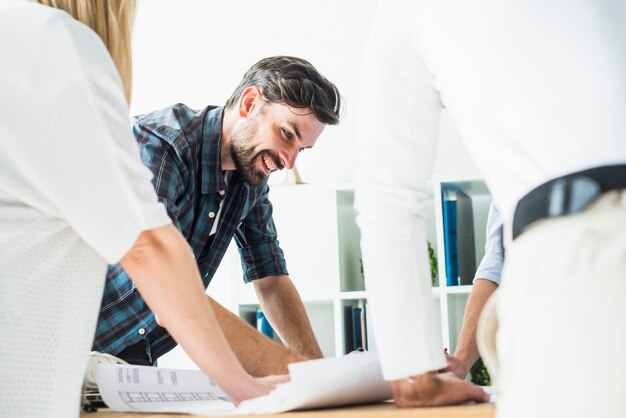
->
xmin=131 ymin=0 xmax=481 ymax=368
xmin=132 ymin=0 xmax=376 ymax=183
xmin=131 ymin=0 xmax=481 ymax=185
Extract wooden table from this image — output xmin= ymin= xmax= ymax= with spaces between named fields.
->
xmin=82 ymin=402 xmax=495 ymax=418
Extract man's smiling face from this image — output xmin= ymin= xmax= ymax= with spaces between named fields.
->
xmin=229 ymin=100 xmax=324 ymax=187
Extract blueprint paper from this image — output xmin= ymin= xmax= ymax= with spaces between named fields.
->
xmin=235 ymin=351 xmax=392 ymax=414
xmin=97 ymin=351 xmax=392 ymax=416
xmin=97 ymin=363 xmax=236 ymax=416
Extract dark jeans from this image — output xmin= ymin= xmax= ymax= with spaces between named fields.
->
xmin=116 ymin=339 xmax=153 ymax=366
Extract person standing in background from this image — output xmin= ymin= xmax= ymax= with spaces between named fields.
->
xmin=445 ymin=203 xmax=503 ymax=380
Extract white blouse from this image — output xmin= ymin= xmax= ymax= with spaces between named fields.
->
xmin=0 ymin=1 xmax=170 ymax=416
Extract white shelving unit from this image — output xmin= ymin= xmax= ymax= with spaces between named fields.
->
xmin=236 ymin=180 xmax=492 ymax=357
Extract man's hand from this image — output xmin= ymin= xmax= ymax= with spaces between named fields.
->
xmin=442 ymin=352 xmax=469 ymax=380
xmin=390 ymin=372 xmax=489 ymax=407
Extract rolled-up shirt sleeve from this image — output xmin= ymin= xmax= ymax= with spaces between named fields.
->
xmin=474 ymin=202 xmax=504 ymax=285
xmin=235 ymin=184 xmax=288 ymax=282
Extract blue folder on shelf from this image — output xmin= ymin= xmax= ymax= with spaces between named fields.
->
xmin=256 ymin=310 xmax=274 ymax=339
xmin=442 ymin=188 xmax=459 ymax=286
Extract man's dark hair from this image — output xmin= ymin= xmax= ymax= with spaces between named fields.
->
xmin=225 ymin=56 xmax=342 ymax=125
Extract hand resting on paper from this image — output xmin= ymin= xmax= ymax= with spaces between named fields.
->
xmin=441 ymin=352 xmax=469 ymax=380
xmin=256 ymin=373 xmax=291 ymax=389
xmin=240 ymin=373 xmax=290 ymax=403
xmin=390 ymin=371 xmax=489 ymax=407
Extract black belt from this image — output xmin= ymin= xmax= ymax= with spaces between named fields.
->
xmin=512 ymin=164 xmax=626 ymax=240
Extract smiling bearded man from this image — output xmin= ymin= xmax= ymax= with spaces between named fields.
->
xmin=91 ymin=56 xmax=342 ymax=377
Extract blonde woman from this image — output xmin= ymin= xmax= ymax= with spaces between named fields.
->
xmin=0 ymin=1 xmax=284 ymax=417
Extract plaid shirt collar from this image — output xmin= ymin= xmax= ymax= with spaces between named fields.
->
xmin=200 ymin=106 xmax=227 ymax=195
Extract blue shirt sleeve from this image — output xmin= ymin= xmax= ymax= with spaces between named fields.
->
xmin=474 ymin=201 xmax=504 ymax=285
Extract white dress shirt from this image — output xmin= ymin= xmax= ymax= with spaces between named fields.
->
xmin=0 ymin=1 xmax=170 ymax=416
xmin=356 ymin=0 xmax=626 ymax=380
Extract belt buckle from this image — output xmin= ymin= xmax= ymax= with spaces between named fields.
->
xmin=548 ymin=176 xmax=600 ymax=217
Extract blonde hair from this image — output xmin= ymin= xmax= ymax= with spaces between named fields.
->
xmin=34 ymin=0 xmax=136 ymax=104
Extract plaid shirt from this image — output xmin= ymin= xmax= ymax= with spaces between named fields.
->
xmin=93 ymin=104 xmax=288 ymax=360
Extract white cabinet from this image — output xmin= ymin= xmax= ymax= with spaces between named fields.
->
xmin=237 ymin=180 xmax=492 ymax=357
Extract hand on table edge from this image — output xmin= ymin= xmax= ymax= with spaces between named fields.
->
xmin=390 ymin=371 xmax=489 ymax=407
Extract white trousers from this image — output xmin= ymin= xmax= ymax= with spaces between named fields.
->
xmin=479 ymin=190 xmax=626 ymax=418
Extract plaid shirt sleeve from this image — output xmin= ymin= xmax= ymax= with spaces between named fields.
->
xmin=94 ymin=116 xmax=188 ymax=354
xmin=234 ymin=183 xmax=288 ymax=282
xmin=134 ymin=120 xmax=186 ymax=232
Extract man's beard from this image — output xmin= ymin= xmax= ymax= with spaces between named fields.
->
xmin=229 ymin=114 xmax=282 ymax=187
